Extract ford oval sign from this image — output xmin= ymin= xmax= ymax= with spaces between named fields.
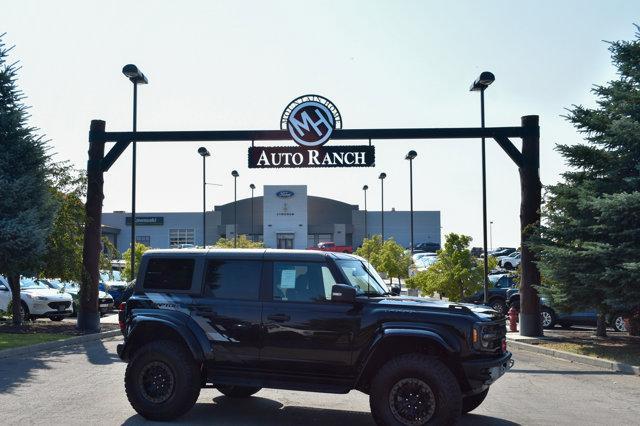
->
xmin=281 ymin=95 xmax=342 ymax=147
xmin=276 ymin=190 xmax=294 ymax=198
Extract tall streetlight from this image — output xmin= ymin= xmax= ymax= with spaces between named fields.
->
xmin=470 ymin=71 xmax=495 ymax=304
xmin=362 ymin=185 xmax=369 ymax=240
xmin=197 ymin=147 xmax=211 ymax=247
xmin=231 ymin=170 xmax=239 ymax=248
xmin=405 ymin=150 xmax=417 ymax=253
xmin=379 ymin=173 xmax=387 ymax=241
xmin=122 ymin=64 xmax=148 ymax=281
xmin=490 ymin=221 xmax=494 ymax=251
xmin=250 ymin=183 xmax=256 ymax=241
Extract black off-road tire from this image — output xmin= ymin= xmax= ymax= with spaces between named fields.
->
xmin=462 ymin=388 xmax=489 ymax=414
xmin=216 ymin=385 xmax=261 ymax=398
xmin=50 ymin=315 xmax=64 ymax=322
xmin=124 ymin=340 xmax=201 ymax=421
xmin=489 ymin=299 xmax=507 ymax=315
xmin=370 ymin=354 xmax=461 ymax=425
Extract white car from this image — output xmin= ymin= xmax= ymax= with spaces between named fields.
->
xmin=0 ymin=276 xmax=73 ymax=321
xmin=411 ymin=252 xmax=436 ymax=263
xmin=408 ymin=255 xmax=438 ymax=277
xmin=499 ymin=252 xmax=521 ymax=269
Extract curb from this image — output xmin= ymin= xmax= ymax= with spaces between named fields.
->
xmin=507 ymin=339 xmax=640 ymax=375
xmin=0 ymin=329 xmax=121 ymax=359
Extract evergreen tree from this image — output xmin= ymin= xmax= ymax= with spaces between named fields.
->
xmin=0 ymin=35 xmax=55 ymax=325
xmin=532 ymin=28 xmax=640 ymax=337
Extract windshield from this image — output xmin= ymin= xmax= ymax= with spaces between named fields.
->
xmin=40 ymin=279 xmax=64 ymax=290
xmin=20 ymin=278 xmax=48 ymax=290
xmin=416 ymin=256 xmax=437 ymax=268
xmin=100 ymin=270 xmax=123 ymax=282
xmin=336 ymin=259 xmax=388 ymax=296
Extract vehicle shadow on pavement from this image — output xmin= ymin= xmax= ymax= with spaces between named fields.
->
xmin=0 ymin=339 xmax=120 ymax=394
xmin=121 ymin=395 xmax=520 ymax=426
xmin=509 ymin=368 xmax=626 ymax=376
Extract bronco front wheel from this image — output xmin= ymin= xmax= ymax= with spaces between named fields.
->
xmin=370 ymin=354 xmax=461 ymax=425
xmin=124 ymin=340 xmax=201 ymax=420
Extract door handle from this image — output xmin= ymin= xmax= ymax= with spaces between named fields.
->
xmin=267 ymin=314 xmax=290 ymax=322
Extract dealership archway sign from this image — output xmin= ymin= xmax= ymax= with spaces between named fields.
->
xmin=79 ymin=94 xmax=542 ymax=337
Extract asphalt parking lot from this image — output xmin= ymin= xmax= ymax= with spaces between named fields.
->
xmin=0 ymin=337 xmax=639 ymax=425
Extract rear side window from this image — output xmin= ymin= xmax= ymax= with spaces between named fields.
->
xmin=143 ymin=258 xmax=195 ymax=290
xmin=205 ymin=260 xmax=262 ymax=300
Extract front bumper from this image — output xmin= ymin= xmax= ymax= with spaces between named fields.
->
xmin=462 ymin=351 xmax=513 ymax=390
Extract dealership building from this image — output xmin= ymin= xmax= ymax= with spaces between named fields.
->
xmin=102 ymin=185 xmax=440 ymax=253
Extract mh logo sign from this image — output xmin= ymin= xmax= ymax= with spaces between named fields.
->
xmin=281 ymin=95 xmax=342 ymax=147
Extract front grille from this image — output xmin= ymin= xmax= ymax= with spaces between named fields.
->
xmin=48 ymin=301 xmax=71 ymax=310
xmin=480 ymin=319 xmax=507 ymax=353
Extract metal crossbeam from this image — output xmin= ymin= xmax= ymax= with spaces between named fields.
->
xmin=91 ymin=126 xmax=533 ymax=144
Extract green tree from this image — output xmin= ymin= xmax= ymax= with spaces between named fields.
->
xmin=100 ymin=237 xmax=120 ymax=271
xmin=213 ymin=235 xmax=265 ymax=249
xmin=355 ymin=235 xmax=384 ymax=270
xmin=40 ymin=163 xmax=86 ymax=282
xmin=406 ymin=233 xmax=495 ymax=301
xmin=531 ymin=28 xmax=640 ymax=337
xmin=376 ymin=239 xmax=412 ymax=284
xmin=123 ymin=242 xmax=149 ymax=280
xmin=0 ymin=36 xmax=55 ymax=325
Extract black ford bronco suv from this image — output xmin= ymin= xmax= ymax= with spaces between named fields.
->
xmin=117 ymin=249 xmax=512 ymax=425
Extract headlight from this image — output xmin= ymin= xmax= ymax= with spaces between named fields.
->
xmin=34 ymin=296 xmax=49 ymax=301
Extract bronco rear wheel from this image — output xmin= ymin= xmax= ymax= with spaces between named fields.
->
xmin=124 ymin=340 xmax=201 ymax=421
xmin=370 ymin=354 xmax=461 ymax=425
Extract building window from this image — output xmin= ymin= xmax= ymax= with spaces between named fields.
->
xmin=169 ymin=228 xmax=195 ymax=247
xmin=136 ymin=235 xmax=151 ymax=247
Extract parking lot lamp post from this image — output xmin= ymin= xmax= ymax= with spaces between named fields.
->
xmin=470 ymin=71 xmax=495 ymax=304
xmin=379 ymin=173 xmax=387 ymax=241
xmin=122 ymin=64 xmax=148 ymax=281
xmin=197 ymin=147 xmax=211 ymax=247
xmin=405 ymin=150 xmax=417 ymax=253
xmin=232 ymin=170 xmax=239 ymax=247
xmin=250 ymin=183 xmax=256 ymax=241
xmin=362 ymin=185 xmax=368 ymax=240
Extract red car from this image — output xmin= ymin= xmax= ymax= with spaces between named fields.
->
xmin=308 ymin=241 xmax=353 ymax=253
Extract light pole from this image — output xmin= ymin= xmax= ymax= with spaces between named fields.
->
xmin=362 ymin=185 xmax=368 ymax=240
xmin=490 ymin=221 xmax=494 ymax=251
xmin=250 ymin=183 xmax=255 ymax=241
xmin=197 ymin=147 xmax=211 ymax=247
xmin=231 ymin=170 xmax=239 ymax=248
xmin=405 ymin=150 xmax=417 ymax=253
xmin=122 ymin=64 xmax=148 ymax=281
xmin=470 ymin=71 xmax=495 ymax=304
xmin=379 ymin=173 xmax=386 ymax=241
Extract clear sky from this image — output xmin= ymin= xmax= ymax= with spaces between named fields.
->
xmin=4 ymin=0 xmax=639 ymax=247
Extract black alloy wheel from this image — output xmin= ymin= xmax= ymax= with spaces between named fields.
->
xmin=389 ymin=378 xmax=436 ymax=425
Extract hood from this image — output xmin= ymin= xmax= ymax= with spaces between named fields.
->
xmin=22 ymin=287 xmax=72 ymax=301
xmin=103 ymin=281 xmax=128 ymax=289
xmin=374 ymin=296 xmax=504 ymax=322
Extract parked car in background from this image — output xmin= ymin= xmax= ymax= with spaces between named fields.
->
xmin=308 ymin=241 xmax=353 ymax=253
xmin=539 ymin=297 xmax=627 ymax=332
xmin=488 ymin=247 xmax=517 ymax=258
xmin=38 ymin=279 xmax=114 ymax=316
xmin=462 ymin=274 xmax=518 ymax=315
xmin=100 ymin=270 xmax=129 ymax=307
xmin=408 ymin=255 xmax=438 ymax=277
xmin=498 ymin=252 xmax=521 ymax=270
xmin=411 ymin=252 xmax=436 ymax=263
xmin=413 ymin=242 xmax=441 ymax=253
xmin=470 ymin=247 xmax=484 ymax=257
xmin=0 ymin=276 xmax=73 ymax=321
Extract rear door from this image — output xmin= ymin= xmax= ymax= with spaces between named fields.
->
xmin=195 ymin=254 xmax=264 ymax=369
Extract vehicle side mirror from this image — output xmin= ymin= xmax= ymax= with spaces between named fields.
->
xmin=331 ymin=284 xmax=356 ymax=303
xmin=390 ymin=285 xmax=401 ymax=296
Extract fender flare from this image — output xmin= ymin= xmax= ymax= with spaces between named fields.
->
xmin=119 ymin=309 xmax=210 ymax=362
xmin=355 ymin=327 xmax=459 ymax=387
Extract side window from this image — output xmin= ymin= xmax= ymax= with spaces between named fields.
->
xmin=143 ymin=258 xmax=195 ymax=291
xmin=273 ymin=262 xmax=335 ymax=302
xmin=205 ymin=260 xmax=262 ymax=300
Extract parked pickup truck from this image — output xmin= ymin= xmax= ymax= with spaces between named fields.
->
xmin=308 ymin=241 xmax=353 ymax=253
xmin=117 ymin=249 xmax=512 ymax=424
